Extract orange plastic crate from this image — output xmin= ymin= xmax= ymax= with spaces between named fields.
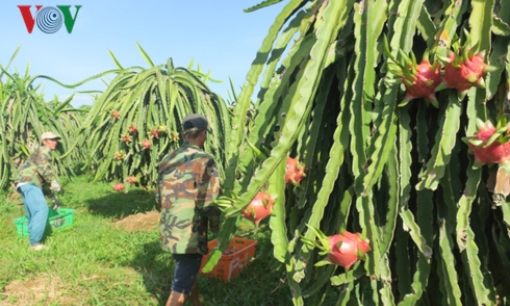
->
xmin=199 ymin=237 xmax=257 ymax=282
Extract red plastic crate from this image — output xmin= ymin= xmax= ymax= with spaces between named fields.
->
xmin=199 ymin=237 xmax=257 ymax=282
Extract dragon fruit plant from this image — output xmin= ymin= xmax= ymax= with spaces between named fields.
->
xmin=77 ymin=43 xmax=230 ymax=188
xmin=204 ymin=1 xmax=510 ymax=304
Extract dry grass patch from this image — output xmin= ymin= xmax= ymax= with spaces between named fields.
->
xmin=114 ymin=211 xmax=160 ymax=232
xmin=1 ymin=273 xmax=80 ymax=306
xmin=0 ymin=267 xmax=158 ymax=306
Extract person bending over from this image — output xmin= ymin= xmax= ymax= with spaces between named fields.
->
xmin=14 ymin=131 xmax=62 ymax=250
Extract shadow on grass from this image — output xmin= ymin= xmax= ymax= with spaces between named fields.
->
xmin=85 ymin=189 xmax=158 ymax=220
xmin=126 ymin=240 xmax=173 ymax=306
xmin=124 ymin=231 xmax=292 ymax=306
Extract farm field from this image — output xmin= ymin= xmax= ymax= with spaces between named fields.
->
xmin=0 ymin=174 xmax=321 ymax=306
xmin=2 ymin=0 xmax=510 ymax=305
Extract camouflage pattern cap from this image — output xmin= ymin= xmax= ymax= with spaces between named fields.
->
xmin=182 ymin=114 xmax=212 ymax=134
xmin=41 ymin=131 xmax=61 ymax=140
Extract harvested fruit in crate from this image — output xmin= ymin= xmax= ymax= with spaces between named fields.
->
xmin=200 ymin=237 xmax=258 ymax=282
xmin=222 ymin=247 xmax=240 ymax=255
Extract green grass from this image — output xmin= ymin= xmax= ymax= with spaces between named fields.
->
xmin=0 ymin=174 xmax=301 ymax=306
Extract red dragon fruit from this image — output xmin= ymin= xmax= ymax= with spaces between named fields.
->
xmin=150 ymin=127 xmax=159 ymax=138
xmin=223 ymin=247 xmax=240 ymax=255
xmin=141 ymin=139 xmax=152 ymax=149
xmin=242 ymin=192 xmax=275 ymax=225
xmin=111 ymin=110 xmax=120 ymax=120
xmin=113 ymin=183 xmax=125 ymax=192
xmin=128 ymin=124 xmax=138 ymax=134
xmin=443 ymin=50 xmax=497 ymax=93
xmin=465 ymin=120 xmax=510 ymax=172
xmin=383 ymin=40 xmax=441 ymax=107
xmin=326 ymin=232 xmax=370 ymax=270
xmin=400 ymin=59 xmax=442 ymax=107
xmin=285 ymin=157 xmax=306 ymax=185
xmin=301 ymin=226 xmax=370 ymax=270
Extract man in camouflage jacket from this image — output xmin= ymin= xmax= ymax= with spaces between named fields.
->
xmin=157 ymin=114 xmax=221 ymax=306
xmin=14 ymin=132 xmax=62 ymax=250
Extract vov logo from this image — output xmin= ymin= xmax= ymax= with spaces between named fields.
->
xmin=18 ymin=5 xmax=82 ymax=34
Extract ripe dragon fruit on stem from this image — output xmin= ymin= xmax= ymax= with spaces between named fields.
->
xmin=399 ymin=58 xmax=442 ymax=107
xmin=464 ymin=119 xmax=510 ymax=173
xmin=285 ymin=156 xmax=306 ymax=185
xmin=150 ymin=127 xmax=159 ymax=139
xmin=326 ymin=232 xmax=370 ymax=270
xmin=301 ymin=226 xmax=370 ymax=270
xmin=384 ymin=37 xmax=441 ymax=107
xmin=242 ymin=192 xmax=275 ymax=225
xmin=128 ymin=123 xmax=138 ymax=134
xmin=111 ymin=110 xmax=120 ymax=120
xmin=141 ymin=139 xmax=152 ymax=149
xmin=441 ymin=49 xmax=497 ymax=95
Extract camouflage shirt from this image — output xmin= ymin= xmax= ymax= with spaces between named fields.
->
xmin=156 ymin=141 xmax=221 ymax=255
xmin=14 ymin=146 xmax=55 ymax=188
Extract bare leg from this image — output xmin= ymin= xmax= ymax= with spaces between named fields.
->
xmin=189 ymin=282 xmax=203 ymax=306
xmin=165 ymin=290 xmax=186 ymax=306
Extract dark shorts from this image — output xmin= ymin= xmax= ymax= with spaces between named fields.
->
xmin=172 ymin=253 xmax=203 ymax=295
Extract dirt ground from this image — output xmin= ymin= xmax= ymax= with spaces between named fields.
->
xmin=114 ymin=211 xmax=160 ymax=232
xmin=0 ymin=273 xmax=79 ymax=306
xmin=0 ymin=268 xmax=159 ymax=305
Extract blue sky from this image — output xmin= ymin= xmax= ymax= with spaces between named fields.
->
xmin=0 ymin=1 xmax=287 ymax=107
